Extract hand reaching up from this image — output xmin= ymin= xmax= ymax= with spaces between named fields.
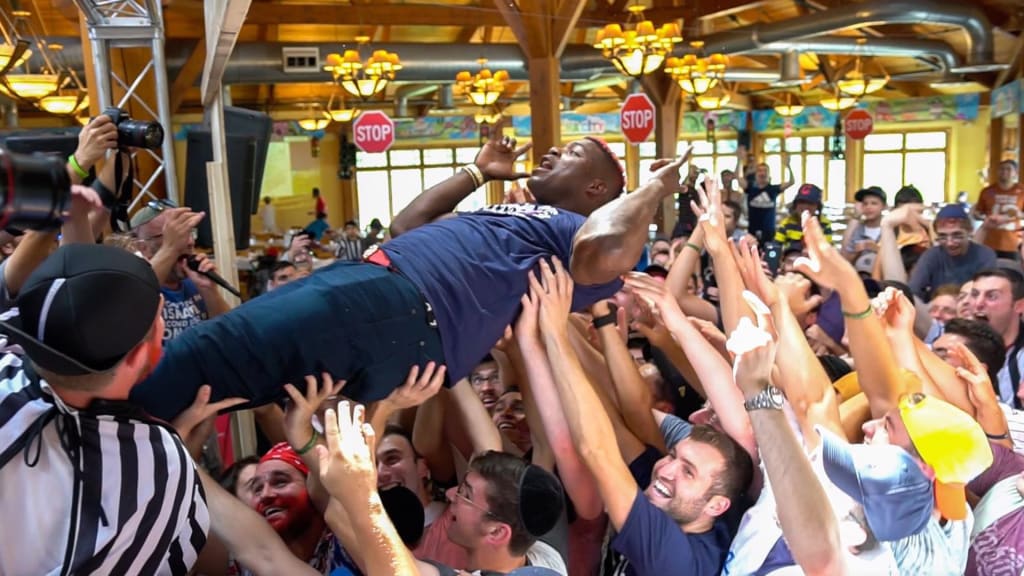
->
xmin=532 ymin=257 xmax=575 ymax=338
xmin=317 ymin=402 xmax=377 ymax=503
xmin=283 ymin=373 xmax=346 ymax=454
xmin=793 ymin=213 xmax=857 ymax=291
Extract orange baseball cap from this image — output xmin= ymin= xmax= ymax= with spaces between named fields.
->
xmin=898 ymin=393 xmax=993 ymax=520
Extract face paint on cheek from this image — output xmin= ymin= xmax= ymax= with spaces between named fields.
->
xmin=264 ymin=489 xmax=316 ymax=534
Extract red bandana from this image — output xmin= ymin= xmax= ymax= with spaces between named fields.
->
xmin=260 ymin=442 xmax=310 ymax=476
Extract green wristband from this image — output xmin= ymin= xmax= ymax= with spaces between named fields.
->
xmin=68 ymin=154 xmax=89 ymax=179
xmin=841 ymin=304 xmax=873 ymax=320
xmin=296 ymin=429 xmax=319 ymax=455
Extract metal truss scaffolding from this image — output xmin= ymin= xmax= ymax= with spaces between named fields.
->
xmin=73 ymin=0 xmax=179 ymax=205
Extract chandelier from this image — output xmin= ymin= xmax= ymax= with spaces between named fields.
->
xmin=695 ymin=86 xmax=731 ymax=110
xmin=773 ymin=93 xmax=804 ymax=117
xmin=35 ymin=44 xmax=88 ymax=115
xmin=836 ymin=66 xmax=888 ymax=97
xmin=455 ymin=58 xmax=509 ymax=107
xmin=0 ymin=6 xmax=30 ymax=76
xmin=298 ymin=117 xmax=330 ymax=131
xmin=665 ymin=41 xmax=728 ymax=96
xmin=474 ymin=111 xmax=502 ymax=124
xmin=0 ymin=12 xmax=65 ymax=102
xmin=326 ymin=89 xmax=359 ymax=122
xmin=324 ymin=36 xmax=401 ymax=100
xmin=820 ymin=95 xmax=857 ymax=111
xmin=593 ymin=3 xmax=681 ymax=78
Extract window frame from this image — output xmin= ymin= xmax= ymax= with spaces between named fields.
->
xmin=860 ymin=128 xmax=951 ymax=205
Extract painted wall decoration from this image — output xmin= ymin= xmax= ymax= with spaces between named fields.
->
xmin=992 ymin=81 xmax=1021 ymax=119
xmin=752 ymin=94 xmax=980 ymax=132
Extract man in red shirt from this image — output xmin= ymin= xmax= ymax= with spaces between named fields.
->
xmin=974 ymin=160 xmax=1023 ymax=258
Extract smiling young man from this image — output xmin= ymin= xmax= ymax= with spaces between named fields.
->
xmin=909 ymin=204 xmax=997 ymax=301
xmin=133 ymin=135 xmax=688 ymax=429
xmin=235 ymin=443 xmax=333 ymax=575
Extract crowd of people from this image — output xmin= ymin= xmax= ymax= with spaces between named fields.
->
xmin=1 ymin=114 xmax=1023 ymax=576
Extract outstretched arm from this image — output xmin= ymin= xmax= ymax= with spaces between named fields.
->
xmin=390 ymin=133 xmax=530 ymax=237
xmin=571 ymin=150 xmax=691 ymax=286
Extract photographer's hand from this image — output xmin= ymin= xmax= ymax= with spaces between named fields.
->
xmin=69 ymin=115 xmax=118 ymax=184
xmin=60 ymin=185 xmax=105 ymax=246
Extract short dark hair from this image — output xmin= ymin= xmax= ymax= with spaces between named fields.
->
xmin=271 ymin=261 xmax=296 ymax=275
xmin=943 ymin=318 xmax=1005 ymax=384
xmin=344 ymin=220 xmax=358 ymax=228
xmin=312 ymin=187 xmax=320 ymax=196
xmin=316 ymin=211 xmax=327 ymax=220
xmin=972 ymin=268 xmax=1024 ymax=301
xmin=219 ymin=455 xmax=260 ymax=494
xmin=382 ymin=424 xmax=422 ymax=460
xmin=688 ymin=424 xmax=754 ymax=501
xmin=722 ymin=199 xmax=742 ymax=216
xmin=894 ymin=185 xmax=923 ymax=206
xmin=470 ymin=451 xmax=537 ymax=556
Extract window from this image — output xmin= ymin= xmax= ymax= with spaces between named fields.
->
xmin=761 ymin=136 xmax=846 ymax=207
xmin=638 ymin=139 xmax=739 ymax=187
xmin=356 ymin=147 xmax=487 ymax=227
xmin=862 ymin=131 xmax=948 ymax=205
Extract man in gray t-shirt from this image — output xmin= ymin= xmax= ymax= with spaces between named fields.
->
xmin=909 ymin=204 xmax=996 ymax=300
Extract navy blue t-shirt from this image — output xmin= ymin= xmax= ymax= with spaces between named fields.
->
xmin=745 ymin=178 xmax=782 ymax=242
xmin=608 ymin=490 xmax=733 ymax=576
xmin=384 ymin=203 xmax=623 ymax=383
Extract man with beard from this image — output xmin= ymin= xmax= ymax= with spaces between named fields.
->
xmin=234 ymin=443 xmax=334 ymax=575
xmin=134 ymin=136 xmax=686 ymax=424
xmin=132 ymin=200 xmax=232 ymax=342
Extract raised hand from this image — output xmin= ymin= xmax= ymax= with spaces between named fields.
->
xmin=728 ymin=292 xmax=779 ymax=396
xmin=691 ymin=174 xmax=730 ymax=254
xmin=283 ymin=373 xmax=346 ymax=453
xmin=793 ymin=212 xmax=856 ymax=291
xmin=171 ymin=384 xmax=247 ymax=459
xmin=647 ymin=145 xmax=694 ymax=198
xmin=475 ymin=133 xmax=532 ymax=182
xmin=73 ymin=114 xmax=119 ymax=171
xmin=532 ymin=257 xmax=575 ymax=337
xmin=316 ymin=402 xmax=378 ymax=501
xmin=384 ymin=362 xmax=446 ymax=411
xmin=951 ymin=343 xmax=1001 ymax=413
xmin=733 ymin=235 xmax=779 ymax=308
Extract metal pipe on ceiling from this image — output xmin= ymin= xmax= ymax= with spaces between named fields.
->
xmin=749 ymin=37 xmax=962 ymax=72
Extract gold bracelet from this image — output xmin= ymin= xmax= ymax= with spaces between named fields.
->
xmin=461 ymin=164 xmax=484 ymax=188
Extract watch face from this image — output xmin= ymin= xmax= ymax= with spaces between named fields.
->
xmin=768 ymin=386 xmax=785 ymax=406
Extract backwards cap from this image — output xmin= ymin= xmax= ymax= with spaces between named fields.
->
xmin=898 ymin=393 xmax=993 ymax=520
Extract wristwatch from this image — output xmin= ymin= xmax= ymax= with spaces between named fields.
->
xmin=743 ymin=385 xmax=785 ymax=412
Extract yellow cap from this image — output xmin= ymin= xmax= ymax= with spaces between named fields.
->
xmin=898 ymin=393 xmax=993 ymax=520
xmin=833 ymin=371 xmax=861 ymax=403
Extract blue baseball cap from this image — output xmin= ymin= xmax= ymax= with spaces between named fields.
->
xmin=818 ymin=427 xmax=934 ymax=542
xmin=935 ymin=203 xmax=969 ymax=221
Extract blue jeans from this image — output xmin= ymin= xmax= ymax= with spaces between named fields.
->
xmin=131 ymin=261 xmax=446 ymax=421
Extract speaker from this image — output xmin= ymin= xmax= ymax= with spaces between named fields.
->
xmin=182 ymin=131 xmax=256 ymax=251
xmin=222 ymin=106 xmax=272 ymax=214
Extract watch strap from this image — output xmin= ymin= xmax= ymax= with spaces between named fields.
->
xmin=592 ymin=311 xmax=617 ymax=329
xmin=744 ymin=386 xmax=784 ymax=411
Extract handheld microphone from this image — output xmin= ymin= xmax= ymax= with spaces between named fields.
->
xmin=185 ymin=255 xmax=243 ymax=299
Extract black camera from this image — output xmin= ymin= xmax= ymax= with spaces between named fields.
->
xmin=0 ymin=147 xmax=71 ymax=231
xmin=103 ymin=107 xmax=164 ymax=150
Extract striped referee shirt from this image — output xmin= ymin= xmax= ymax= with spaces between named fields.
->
xmin=0 ymin=352 xmax=209 ymax=575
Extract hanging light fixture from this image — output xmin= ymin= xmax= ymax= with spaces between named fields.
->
xmin=35 ymin=44 xmax=88 ymax=116
xmin=773 ymin=93 xmax=805 ymax=117
xmin=820 ymin=95 xmax=857 ymax=111
xmin=298 ymin=117 xmax=330 ymax=131
xmin=0 ymin=6 xmax=30 ymax=76
xmin=455 ymin=58 xmax=509 ymax=107
xmin=474 ymin=111 xmax=502 ymax=124
xmin=0 ymin=12 xmax=65 ymax=102
xmin=324 ymin=36 xmax=401 ymax=100
xmin=325 ymin=88 xmax=359 ymax=122
xmin=695 ymin=85 xmax=731 ymax=110
xmin=593 ymin=2 xmax=681 ymax=78
xmin=836 ymin=44 xmax=888 ymax=97
xmin=665 ymin=41 xmax=728 ymax=96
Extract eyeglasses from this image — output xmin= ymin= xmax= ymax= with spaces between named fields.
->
xmin=454 ymin=480 xmax=504 ymax=523
xmin=147 ymin=198 xmax=178 ymax=212
xmin=935 ymin=232 xmax=968 ymax=244
xmin=470 ymin=373 xmax=501 ymax=387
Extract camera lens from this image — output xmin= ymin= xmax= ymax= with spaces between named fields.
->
xmin=118 ymin=119 xmax=164 ymax=150
xmin=0 ymin=148 xmax=71 ymax=231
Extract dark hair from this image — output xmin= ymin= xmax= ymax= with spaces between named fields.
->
xmin=688 ymin=424 xmax=754 ymax=501
xmin=943 ymin=318 xmax=1005 ymax=385
xmin=819 ymin=355 xmax=853 ymax=382
xmin=893 ymin=185 xmax=923 ymax=206
xmin=470 ymin=451 xmax=537 ymax=555
xmin=312 ymin=187 xmax=320 ymax=196
xmin=900 ymin=244 xmax=925 ymax=274
xmin=219 ymin=455 xmax=260 ymax=495
xmin=972 ymin=268 xmax=1024 ymax=301
xmin=369 ymin=218 xmax=383 ymax=230
xmin=344 ymin=220 xmax=358 ymax=228
xmin=315 ymin=211 xmax=327 ymax=220
xmin=722 ymin=199 xmax=742 ymax=216
xmin=879 ymin=280 xmax=915 ymax=304
xmin=1001 ymin=159 xmax=1019 ymax=171
xmin=478 ymin=353 xmax=495 ymax=365
xmin=271 ymin=260 xmax=296 ymax=274
xmin=382 ymin=424 xmax=422 ymax=460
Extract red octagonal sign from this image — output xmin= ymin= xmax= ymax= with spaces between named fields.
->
xmin=621 ymin=93 xmax=656 ymax=144
xmin=353 ymin=110 xmax=396 ymax=154
xmin=844 ymin=108 xmax=874 ymax=140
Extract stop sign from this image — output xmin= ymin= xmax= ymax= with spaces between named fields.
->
xmin=844 ymin=108 xmax=874 ymax=140
xmin=353 ymin=111 xmax=396 ymax=153
xmin=620 ymin=93 xmax=656 ymax=144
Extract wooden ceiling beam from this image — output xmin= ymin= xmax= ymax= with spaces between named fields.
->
xmin=552 ymin=0 xmax=589 ymax=56
xmin=169 ymin=38 xmax=206 ymax=113
xmin=456 ymin=26 xmax=480 ymax=43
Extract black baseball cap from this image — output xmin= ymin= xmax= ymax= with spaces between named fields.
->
xmin=0 ymin=244 xmax=161 ymax=375
xmin=855 ymin=186 xmax=887 ymax=204
xmin=793 ymin=183 xmax=823 ymax=206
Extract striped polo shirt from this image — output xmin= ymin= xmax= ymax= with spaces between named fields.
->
xmin=0 ymin=352 xmax=209 ymax=575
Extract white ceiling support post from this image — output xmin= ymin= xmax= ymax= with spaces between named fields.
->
xmin=202 ymin=0 xmax=254 ymax=459
xmin=72 ymin=0 xmax=179 ymax=206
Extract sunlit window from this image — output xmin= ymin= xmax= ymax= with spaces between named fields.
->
xmin=761 ymin=136 xmax=845 ymax=207
xmin=862 ymin=131 xmax=948 ymax=204
xmin=357 ymin=146 xmax=487 ymax=227
xmin=637 ymin=138 xmax=739 ymax=189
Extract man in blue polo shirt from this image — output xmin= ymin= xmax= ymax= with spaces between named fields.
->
xmin=132 ymin=135 xmax=692 ymax=421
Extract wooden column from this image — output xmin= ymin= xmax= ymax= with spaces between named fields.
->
xmin=991 ymin=116 xmax=1005 ymax=185
xmin=494 ymin=0 xmax=588 ymax=154
xmin=845 ymin=136 xmax=864 ymax=203
xmin=641 ymin=73 xmax=682 ymax=234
